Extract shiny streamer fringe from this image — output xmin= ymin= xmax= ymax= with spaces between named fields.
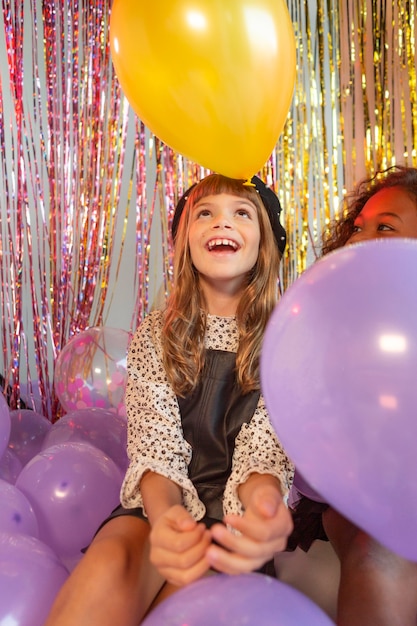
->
xmin=339 ymin=0 xmax=417 ymax=188
xmin=0 ymin=0 xmax=416 ymax=418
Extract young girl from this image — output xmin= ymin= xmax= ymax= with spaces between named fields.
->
xmin=291 ymin=165 xmax=417 ymax=626
xmin=45 ymin=173 xmax=294 ymax=626
xmin=322 ymin=164 xmax=417 ymax=252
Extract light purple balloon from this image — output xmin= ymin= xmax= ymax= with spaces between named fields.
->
xmin=0 ymin=478 xmax=39 ymax=537
xmin=16 ymin=441 xmax=123 ymax=558
xmin=42 ymin=407 xmax=128 ymax=471
xmin=290 ymin=470 xmax=327 ymax=505
xmin=142 ymin=573 xmax=334 ymax=626
xmin=261 ymin=239 xmax=417 ymax=561
xmin=0 ymin=392 xmax=11 ymax=458
xmin=0 ymin=531 xmax=68 ymax=626
xmin=0 ymin=447 xmax=23 ymax=483
xmin=8 ymin=408 xmax=52 ymax=466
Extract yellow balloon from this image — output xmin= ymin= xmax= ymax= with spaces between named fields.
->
xmin=110 ymin=0 xmax=296 ymax=178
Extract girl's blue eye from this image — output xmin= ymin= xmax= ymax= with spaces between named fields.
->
xmin=377 ymin=223 xmax=394 ymax=231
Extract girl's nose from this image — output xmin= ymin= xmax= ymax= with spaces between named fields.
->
xmin=213 ymin=213 xmax=232 ymax=229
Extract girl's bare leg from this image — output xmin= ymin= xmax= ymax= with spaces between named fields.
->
xmin=323 ymin=508 xmax=417 ymax=626
xmin=44 ymin=516 xmax=166 ymax=626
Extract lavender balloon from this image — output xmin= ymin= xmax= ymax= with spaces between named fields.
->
xmin=0 ymin=531 xmax=68 ymax=626
xmin=0 ymin=392 xmax=11 ymax=458
xmin=0 ymin=478 xmax=39 ymax=537
xmin=8 ymin=408 xmax=51 ymax=466
xmin=142 ymin=573 xmax=334 ymax=626
xmin=0 ymin=447 xmax=23 ymax=483
xmin=291 ymin=470 xmax=327 ymax=504
xmin=261 ymin=239 xmax=417 ymax=561
xmin=42 ymin=407 xmax=128 ymax=471
xmin=16 ymin=441 xmax=123 ymax=558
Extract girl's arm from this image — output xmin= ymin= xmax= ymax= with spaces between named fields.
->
xmin=223 ymin=395 xmax=294 ymax=516
xmin=120 ymin=312 xmax=205 ymax=521
xmin=140 ymin=470 xmax=183 ymax=522
xmin=121 ymin=313 xmax=210 ymax=584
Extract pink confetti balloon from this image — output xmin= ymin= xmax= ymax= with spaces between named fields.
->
xmin=16 ymin=441 xmax=123 ymax=558
xmin=54 ymin=326 xmax=130 ymax=416
xmin=42 ymin=407 xmax=128 ymax=471
xmin=8 ymin=409 xmax=51 ymax=466
xmin=0 ymin=531 xmax=68 ymax=626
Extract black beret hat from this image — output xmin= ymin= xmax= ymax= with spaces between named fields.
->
xmin=171 ymin=175 xmax=286 ymax=255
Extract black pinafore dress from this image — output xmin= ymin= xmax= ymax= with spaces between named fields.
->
xmin=102 ymin=349 xmax=259 ymax=527
xmin=178 ymin=349 xmax=260 ymax=525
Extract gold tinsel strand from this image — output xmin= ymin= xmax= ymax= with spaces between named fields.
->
xmin=340 ymin=0 xmax=417 ymax=192
xmin=277 ymin=0 xmax=344 ymax=287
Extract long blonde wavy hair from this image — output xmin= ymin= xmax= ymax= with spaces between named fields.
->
xmin=162 ymin=174 xmax=281 ymax=397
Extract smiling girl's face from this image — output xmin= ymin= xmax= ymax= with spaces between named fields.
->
xmin=188 ymin=192 xmax=261 ymax=302
xmin=346 ymin=187 xmax=417 ymax=245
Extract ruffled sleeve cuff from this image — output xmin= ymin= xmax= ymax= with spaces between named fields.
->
xmin=120 ymin=462 xmax=206 ymax=521
xmin=223 ymin=400 xmax=295 ymax=516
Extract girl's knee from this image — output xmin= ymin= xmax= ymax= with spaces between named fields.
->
xmin=86 ymin=517 xmax=150 ymax=580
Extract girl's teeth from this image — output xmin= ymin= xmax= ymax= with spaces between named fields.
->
xmin=208 ymin=239 xmax=237 ymax=250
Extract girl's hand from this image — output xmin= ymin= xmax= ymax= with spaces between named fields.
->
xmin=206 ymin=478 xmax=293 ymax=574
xmin=149 ymin=504 xmax=212 ymax=586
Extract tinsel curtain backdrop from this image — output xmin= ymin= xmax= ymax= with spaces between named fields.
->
xmin=0 ymin=0 xmax=416 ymax=420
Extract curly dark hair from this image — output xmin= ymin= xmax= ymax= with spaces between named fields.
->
xmin=321 ymin=165 xmax=417 ymax=256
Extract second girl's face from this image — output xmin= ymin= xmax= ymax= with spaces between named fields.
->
xmin=188 ymin=193 xmax=261 ymax=295
xmin=346 ymin=187 xmax=417 ymax=245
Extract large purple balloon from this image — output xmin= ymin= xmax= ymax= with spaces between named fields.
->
xmin=16 ymin=441 xmax=123 ymax=558
xmin=142 ymin=573 xmax=334 ymax=626
xmin=8 ymin=408 xmax=52 ymax=466
xmin=261 ymin=239 xmax=417 ymax=561
xmin=0 ymin=392 xmax=11 ymax=458
xmin=42 ymin=407 xmax=128 ymax=471
xmin=0 ymin=531 xmax=68 ymax=626
xmin=0 ymin=447 xmax=23 ymax=483
xmin=0 ymin=478 xmax=39 ymax=537
xmin=291 ymin=470 xmax=327 ymax=505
